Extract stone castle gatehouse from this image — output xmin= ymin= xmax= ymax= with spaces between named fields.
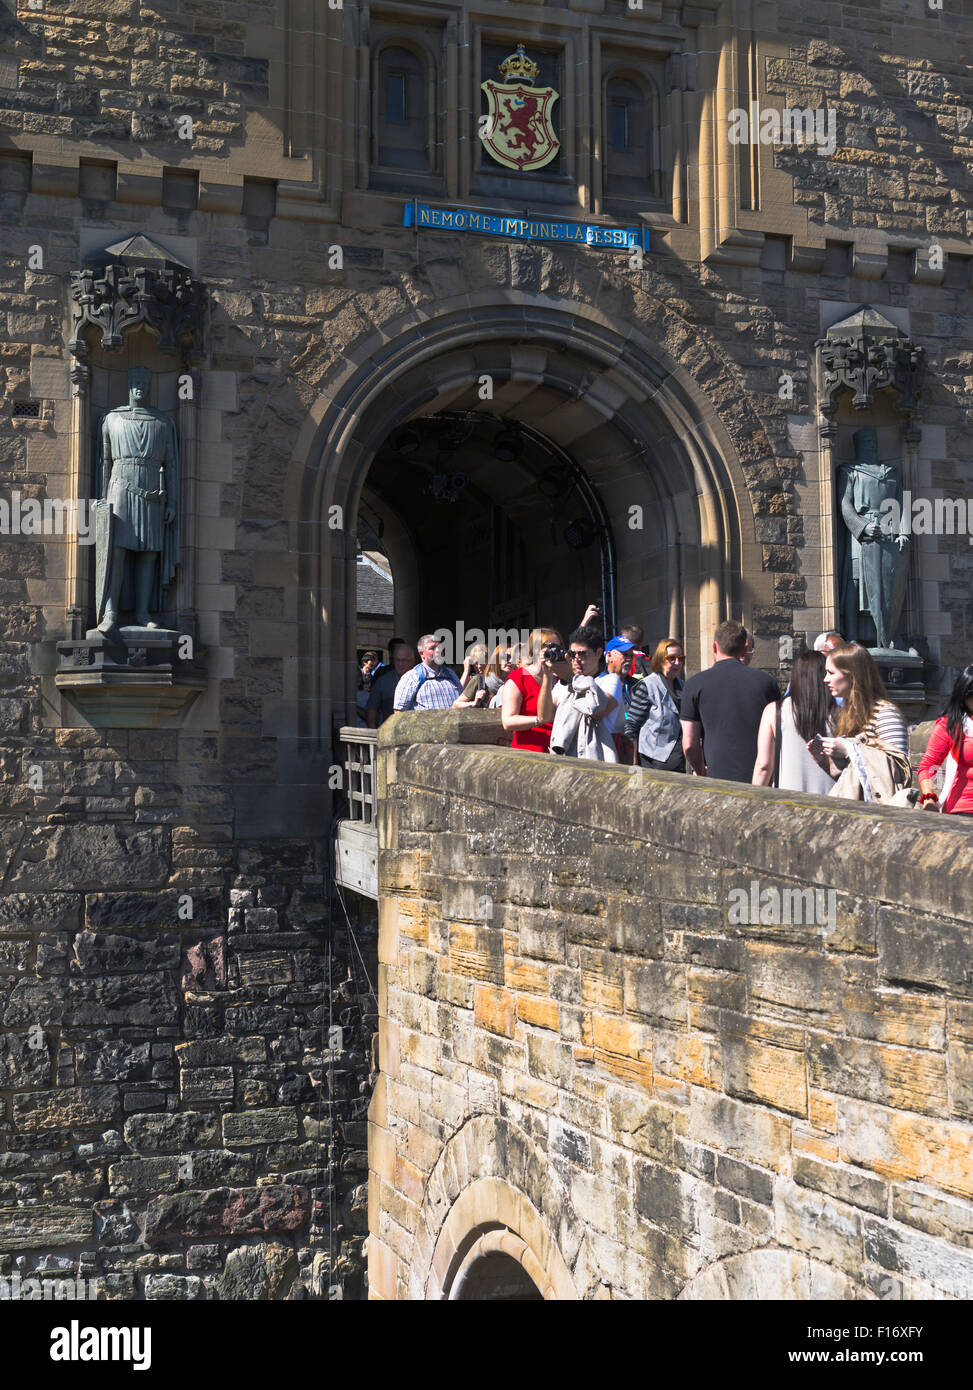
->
xmin=0 ymin=0 xmax=970 ymax=1299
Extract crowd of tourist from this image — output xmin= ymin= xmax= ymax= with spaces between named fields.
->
xmin=360 ymin=612 xmax=973 ymax=815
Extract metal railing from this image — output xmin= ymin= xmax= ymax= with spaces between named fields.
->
xmin=338 ymin=727 xmax=377 ymax=824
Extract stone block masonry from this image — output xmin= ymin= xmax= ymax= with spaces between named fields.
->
xmin=369 ymin=713 xmax=973 ymax=1301
xmin=0 ymin=730 xmax=376 ymax=1299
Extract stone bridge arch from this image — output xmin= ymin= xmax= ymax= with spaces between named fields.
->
xmin=406 ymin=1114 xmax=583 ymax=1301
xmin=678 ymin=1248 xmax=875 ymax=1301
xmin=287 ymin=294 xmax=775 ymax=746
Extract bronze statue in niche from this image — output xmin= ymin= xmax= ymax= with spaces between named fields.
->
xmin=93 ymin=366 xmax=179 ymax=636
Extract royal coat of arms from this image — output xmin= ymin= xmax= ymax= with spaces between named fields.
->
xmin=480 ymin=45 xmax=560 ymax=173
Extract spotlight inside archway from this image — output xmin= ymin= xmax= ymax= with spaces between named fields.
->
xmin=564 ymin=518 xmax=597 ymax=550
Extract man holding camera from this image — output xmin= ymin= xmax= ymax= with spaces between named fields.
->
xmin=549 ymin=624 xmax=620 ymax=761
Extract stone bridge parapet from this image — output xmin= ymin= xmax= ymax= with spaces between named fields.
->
xmin=367 ymin=712 xmax=973 ymax=1300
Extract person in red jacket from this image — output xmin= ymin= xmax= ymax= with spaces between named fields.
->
xmin=502 ymin=627 xmax=568 ymax=752
xmin=917 ymin=665 xmax=973 ymax=814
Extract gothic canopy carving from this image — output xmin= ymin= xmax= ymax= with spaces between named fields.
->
xmin=69 ymin=235 xmax=205 ymax=365
xmin=815 ymin=305 xmax=926 ymax=442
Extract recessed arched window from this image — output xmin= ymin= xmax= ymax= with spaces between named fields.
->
xmin=604 ymin=72 xmax=661 ymax=202
xmin=375 ymin=44 xmax=432 ymax=172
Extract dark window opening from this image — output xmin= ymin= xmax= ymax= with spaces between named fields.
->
xmin=455 ymin=1251 xmax=544 ymax=1301
xmin=79 ymin=159 xmax=117 ymax=203
xmin=760 ymin=233 xmax=791 ymax=272
xmin=823 ymin=240 xmax=852 ymax=277
xmin=0 ymin=150 xmax=32 ymax=193
xmin=13 ymin=401 xmax=41 ymax=418
xmin=387 ymin=73 xmax=407 ymax=124
xmin=376 ymin=45 xmax=431 ymax=172
xmin=611 ymin=102 xmax=629 ymax=153
xmin=604 ymin=73 xmax=660 ymax=202
xmin=943 ymin=253 xmax=972 ymax=290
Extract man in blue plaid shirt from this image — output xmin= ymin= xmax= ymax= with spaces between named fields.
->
xmin=393 ymin=634 xmax=464 ymax=711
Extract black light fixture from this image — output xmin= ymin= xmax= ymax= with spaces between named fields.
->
xmin=429 ymin=472 xmax=469 ymax=504
xmin=435 ymin=417 xmax=466 ymax=453
xmin=493 ymin=424 xmax=523 ymax=462
xmin=390 ymin=426 xmax=421 ymax=455
xmin=564 ymin=517 xmax=597 ymax=550
xmin=538 ymin=463 xmax=572 ymax=498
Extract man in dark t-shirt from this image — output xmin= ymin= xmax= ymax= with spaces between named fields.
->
xmin=680 ymin=621 xmax=780 ymax=782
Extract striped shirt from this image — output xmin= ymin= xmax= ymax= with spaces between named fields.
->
xmin=393 ymin=662 xmax=463 ymax=711
xmin=836 ymin=701 xmax=908 ymax=756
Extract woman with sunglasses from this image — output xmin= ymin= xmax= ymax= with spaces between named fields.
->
xmin=624 ymin=638 xmax=687 ymax=771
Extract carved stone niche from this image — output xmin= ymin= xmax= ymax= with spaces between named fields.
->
xmin=68 ymin=234 xmax=205 ymax=363
xmin=814 ymin=306 xmax=929 ymax=710
xmin=56 ymin=235 xmax=207 ymax=729
xmin=814 ymin=305 xmax=926 ymax=444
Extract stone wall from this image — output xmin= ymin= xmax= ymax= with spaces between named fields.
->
xmin=369 ymin=712 xmax=973 ymax=1300
xmin=768 ymin=6 xmax=971 ymax=242
xmin=0 ymin=0 xmax=373 ymax=1301
xmin=0 ymin=721 xmax=376 ymax=1299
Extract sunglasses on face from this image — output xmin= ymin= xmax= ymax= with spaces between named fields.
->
xmin=569 ymin=651 xmax=589 ymax=661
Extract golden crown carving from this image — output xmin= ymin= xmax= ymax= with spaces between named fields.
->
xmin=499 ymin=44 xmax=540 ymax=84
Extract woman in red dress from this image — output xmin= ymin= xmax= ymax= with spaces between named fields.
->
xmin=502 ymin=627 xmax=567 ymax=752
xmin=917 ymin=664 xmax=973 ymax=815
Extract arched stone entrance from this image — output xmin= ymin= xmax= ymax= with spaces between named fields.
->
xmin=449 ymin=1232 xmax=546 ymax=1301
xmin=292 ymin=296 xmax=767 ymax=747
xmin=407 ymin=1116 xmax=583 ymax=1301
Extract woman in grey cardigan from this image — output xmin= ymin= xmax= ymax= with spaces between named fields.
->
xmin=624 ymin=638 xmax=686 ymax=771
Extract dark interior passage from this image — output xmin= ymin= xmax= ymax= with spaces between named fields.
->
xmin=358 ymin=411 xmax=616 ymax=659
xmin=454 ymin=1251 xmax=545 ymax=1301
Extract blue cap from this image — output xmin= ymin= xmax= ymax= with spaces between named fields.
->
xmin=605 ymin=637 xmax=634 ymax=653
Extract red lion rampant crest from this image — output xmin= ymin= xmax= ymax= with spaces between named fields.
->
xmin=498 ymin=92 xmax=546 ymax=162
xmin=481 ymin=62 xmax=560 ymax=173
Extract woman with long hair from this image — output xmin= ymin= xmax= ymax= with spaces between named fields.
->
xmin=452 ymin=643 xmax=489 ymax=709
xmin=916 ymin=664 xmax=973 ymax=814
xmin=753 ymin=649 xmax=835 ymax=792
xmin=807 ymin=642 xmax=910 ymax=799
xmin=624 ymin=637 xmax=687 ymax=771
xmin=486 ymin=642 xmax=517 ymax=709
xmin=501 ymin=627 xmax=568 ymax=752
